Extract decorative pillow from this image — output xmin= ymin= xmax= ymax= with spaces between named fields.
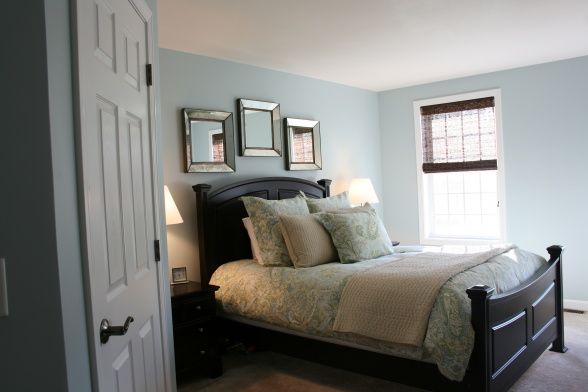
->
xmin=242 ymin=218 xmax=263 ymax=263
xmin=316 ymin=205 xmax=393 ymax=263
xmin=241 ymin=196 xmax=310 ymax=266
xmin=279 ymin=214 xmax=338 ymax=268
xmin=304 ymin=191 xmax=351 ymax=213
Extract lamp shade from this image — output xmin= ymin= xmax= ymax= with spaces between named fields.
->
xmin=164 ymin=186 xmax=183 ymax=225
xmin=348 ymin=178 xmax=379 ymax=206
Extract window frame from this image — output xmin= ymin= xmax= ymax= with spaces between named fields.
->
xmin=413 ymin=89 xmax=507 ymax=245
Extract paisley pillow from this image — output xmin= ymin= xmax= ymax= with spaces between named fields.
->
xmin=316 ymin=204 xmax=393 ymax=263
xmin=241 ymin=196 xmax=310 ymax=266
xmin=304 ymin=191 xmax=351 ymax=213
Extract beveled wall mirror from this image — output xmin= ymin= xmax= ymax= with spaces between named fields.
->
xmin=238 ymin=99 xmax=282 ymax=156
xmin=284 ymin=118 xmax=322 ymax=171
xmin=183 ymin=108 xmax=235 ymax=172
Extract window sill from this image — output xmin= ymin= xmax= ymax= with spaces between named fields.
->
xmin=421 ymin=236 xmax=505 ymax=246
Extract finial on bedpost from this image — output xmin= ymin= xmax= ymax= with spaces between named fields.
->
xmin=547 ymin=245 xmax=568 ymax=353
xmin=193 ymin=183 xmax=212 ymax=194
xmin=193 ymin=184 xmax=212 ymax=284
xmin=317 ymin=179 xmax=331 ymax=197
xmin=547 ymin=245 xmax=563 ymax=260
xmin=466 ymin=285 xmax=495 ymax=392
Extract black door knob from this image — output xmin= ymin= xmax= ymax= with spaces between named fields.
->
xmin=100 ymin=316 xmax=134 ymax=344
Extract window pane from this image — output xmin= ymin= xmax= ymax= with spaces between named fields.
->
xmin=465 ymin=215 xmax=482 ymax=234
xmin=481 ymin=215 xmax=499 ymax=236
xmin=464 ymin=193 xmax=481 ymax=214
xmin=481 ymin=193 xmax=497 ymax=215
xmin=432 ymin=138 xmax=447 ymax=162
xmin=434 ymin=194 xmax=449 ymax=215
xmin=448 ymin=194 xmax=464 ymax=215
xmin=447 ymin=215 xmax=465 ymax=235
xmin=445 ymin=113 xmax=462 ymax=137
xmin=447 ymin=172 xmax=463 ymax=193
xmin=480 ymin=170 xmax=497 ymax=193
xmin=463 ymin=135 xmax=480 ymax=161
xmin=446 ymin=137 xmax=464 ymax=162
xmin=426 ymin=170 xmax=499 ymax=239
xmin=431 ymin=116 xmax=446 ymax=138
xmin=463 ymin=171 xmax=480 ymax=193
xmin=433 ymin=173 xmax=448 ymax=194
xmin=461 ymin=110 xmax=479 ymax=135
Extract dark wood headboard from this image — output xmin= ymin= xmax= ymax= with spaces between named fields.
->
xmin=193 ymin=177 xmax=331 ymax=284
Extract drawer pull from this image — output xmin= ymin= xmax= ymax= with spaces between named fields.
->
xmin=198 ymin=327 xmax=204 ymax=333
xmin=200 ymin=350 xmax=206 ymax=355
xmin=195 ymin=305 xmax=202 ymax=311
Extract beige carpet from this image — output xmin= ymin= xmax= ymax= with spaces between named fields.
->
xmin=180 ymin=312 xmax=587 ymax=392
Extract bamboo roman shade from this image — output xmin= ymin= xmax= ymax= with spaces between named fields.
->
xmin=420 ymin=97 xmax=497 ymax=173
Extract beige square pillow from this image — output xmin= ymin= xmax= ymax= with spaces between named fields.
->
xmin=242 ymin=217 xmax=263 ymax=263
xmin=279 ymin=214 xmax=338 ymax=268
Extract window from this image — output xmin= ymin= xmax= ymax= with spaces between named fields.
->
xmin=414 ymin=90 xmax=505 ymax=244
xmin=208 ymin=130 xmax=224 ymax=162
xmin=292 ymin=127 xmax=314 ymax=163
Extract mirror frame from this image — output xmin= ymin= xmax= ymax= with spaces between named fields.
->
xmin=183 ymin=108 xmax=236 ymax=173
xmin=238 ymin=99 xmax=282 ymax=157
xmin=284 ymin=118 xmax=322 ymax=171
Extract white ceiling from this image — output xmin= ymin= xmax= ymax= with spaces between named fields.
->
xmin=158 ymin=0 xmax=588 ymax=91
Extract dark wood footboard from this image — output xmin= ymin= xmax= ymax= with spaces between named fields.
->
xmin=466 ymin=245 xmax=566 ymax=392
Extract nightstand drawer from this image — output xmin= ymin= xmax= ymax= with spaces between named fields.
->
xmin=174 ymin=320 xmax=217 ymax=349
xmin=173 ymin=295 xmax=215 ymax=324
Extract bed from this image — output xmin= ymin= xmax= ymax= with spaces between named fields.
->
xmin=193 ymin=177 xmax=566 ymax=392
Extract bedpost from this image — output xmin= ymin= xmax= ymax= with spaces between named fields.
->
xmin=547 ymin=245 xmax=567 ymax=353
xmin=193 ymin=184 xmax=212 ymax=284
xmin=317 ymin=179 xmax=331 ymax=197
xmin=466 ymin=284 xmax=495 ymax=392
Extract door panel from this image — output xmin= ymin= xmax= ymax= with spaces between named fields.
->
xmin=113 ymin=346 xmax=134 ymax=391
xmin=76 ymin=0 xmax=166 ymax=390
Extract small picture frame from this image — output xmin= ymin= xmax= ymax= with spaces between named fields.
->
xmin=171 ymin=267 xmax=188 ymax=284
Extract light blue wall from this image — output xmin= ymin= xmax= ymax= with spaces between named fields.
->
xmin=0 ymin=1 xmax=69 ymax=390
xmin=378 ymin=56 xmax=588 ymax=301
xmin=160 ymin=49 xmax=382 ymax=282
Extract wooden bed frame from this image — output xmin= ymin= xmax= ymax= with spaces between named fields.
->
xmin=193 ymin=177 xmax=567 ymax=392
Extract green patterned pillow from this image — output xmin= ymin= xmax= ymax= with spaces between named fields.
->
xmin=316 ymin=205 xmax=393 ymax=263
xmin=241 ymin=196 xmax=310 ymax=266
xmin=304 ymin=191 xmax=351 ymax=213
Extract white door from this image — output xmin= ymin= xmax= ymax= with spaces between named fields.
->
xmin=74 ymin=0 xmax=167 ymax=390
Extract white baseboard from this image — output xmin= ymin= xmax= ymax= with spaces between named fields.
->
xmin=564 ymin=299 xmax=588 ymax=312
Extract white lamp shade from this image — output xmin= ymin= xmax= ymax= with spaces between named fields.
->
xmin=164 ymin=186 xmax=183 ymax=225
xmin=348 ymin=178 xmax=379 ymax=205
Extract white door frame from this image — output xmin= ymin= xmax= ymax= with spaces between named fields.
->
xmin=70 ymin=0 xmax=175 ymax=390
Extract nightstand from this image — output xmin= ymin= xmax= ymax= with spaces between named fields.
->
xmin=171 ymin=281 xmax=222 ymax=381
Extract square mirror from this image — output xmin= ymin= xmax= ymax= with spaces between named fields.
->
xmin=285 ymin=118 xmax=322 ymax=171
xmin=238 ymin=99 xmax=281 ymax=156
xmin=183 ymin=108 xmax=235 ymax=173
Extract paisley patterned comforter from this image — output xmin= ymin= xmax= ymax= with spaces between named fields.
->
xmin=210 ymin=247 xmax=545 ymax=381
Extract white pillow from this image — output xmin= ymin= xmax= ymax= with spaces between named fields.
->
xmin=242 ymin=217 xmax=263 ymax=263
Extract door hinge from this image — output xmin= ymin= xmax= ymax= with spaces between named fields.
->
xmin=146 ymin=64 xmax=153 ymax=86
xmin=154 ymin=240 xmax=160 ymax=262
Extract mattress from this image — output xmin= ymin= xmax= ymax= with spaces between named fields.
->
xmin=210 ymin=247 xmax=545 ymax=381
